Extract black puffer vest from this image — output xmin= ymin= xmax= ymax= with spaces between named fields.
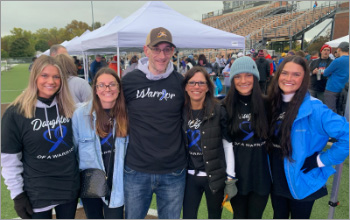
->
xmin=183 ymin=103 xmax=226 ymax=193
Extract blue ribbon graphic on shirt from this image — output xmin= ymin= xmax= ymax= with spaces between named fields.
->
xmin=274 ymin=120 xmax=282 ymax=136
xmin=43 ymin=126 xmax=69 ymax=153
xmin=187 ymin=129 xmax=202 ymax=151
xmin=159 ymin=89 xmax=167 ymax=101
xmin=101 ymin=132 xmax=113 ymax=148
xmin=239 ymin=121 xmax=254 ymax=141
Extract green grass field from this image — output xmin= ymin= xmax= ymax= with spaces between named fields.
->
xmin=1 ymin=64 xmax=349 ymax=219
xmin=1 ymin=64 xmax=30 ymax=103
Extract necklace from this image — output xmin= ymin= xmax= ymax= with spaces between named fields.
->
xmin=190 ymin=108 xmax=204 ymax=120
xmin=239 ymin=99 xmax=248 ymax=106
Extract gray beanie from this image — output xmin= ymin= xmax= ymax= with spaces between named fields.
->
xmin=230 ymin=56 xmax=260 ymax=82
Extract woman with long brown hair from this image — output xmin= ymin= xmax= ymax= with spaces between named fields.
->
xmin=72 ymin=67 xmax=128 ymax=219
xmin=267 ymin=55 xmax=349 ymax=219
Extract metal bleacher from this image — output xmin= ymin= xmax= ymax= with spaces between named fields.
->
xmin=202 ymin=1 xmax=340 ymax=50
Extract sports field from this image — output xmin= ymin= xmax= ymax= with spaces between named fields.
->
xmin=1 ymin=64 xmax=349 ymax=219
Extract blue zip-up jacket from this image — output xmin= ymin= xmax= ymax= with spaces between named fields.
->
xmin=284 ymin=93 xmax=349 ymax=200
xmin=323 ymin=55 xmax=349 ymax=93
xmin=72 ymin=101 xmax=129 ymax=208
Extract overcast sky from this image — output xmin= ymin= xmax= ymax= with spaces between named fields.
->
xmin=1 ymin=1 xmax=223 ymax=37
xmin=1 ymin=1 xmax=337 ymax=41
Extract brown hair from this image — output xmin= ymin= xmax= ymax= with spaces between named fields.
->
xmin=182 ymin=66 xmax=217 ymax=119
xmin=267 ymin=56 xmax=310 ymax=160
xmin=55 ymin=53 xmax=78 ymax=76
xmin=91 ymin=67 xmax=128 ymax=137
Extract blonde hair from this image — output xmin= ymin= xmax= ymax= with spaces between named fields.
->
xmin=9 ymin=55 xmax=75 ymax=118
xmin=55 ymin=53 xmax=78 ymax=76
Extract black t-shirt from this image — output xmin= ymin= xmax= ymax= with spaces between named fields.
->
xmin=122 ymin=69 xmax=187 ymax=173
xmin=270 ymin=102 xmax=291 ymax=198
xmin=1 ymin=103 xmax=79 ymax=208
xmin=100 ymin=109 xmax=115 ymax=179
xmin=186 ymin=109 xmax=205 ymax=171
xmin=270 ymin=102 xmax=327 ymax=201
xmin=231 ymin=94 xmax=271 ymax=196
xmin=309 ymin=58 xmax=332 ymax=92
xmin=100 ymin=131 xmax=114 ymax=189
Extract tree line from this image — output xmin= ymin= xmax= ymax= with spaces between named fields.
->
xmin=1 ymin=20 xmax=102 ymax=58
xmin=1 ymin=19 xmax=331 ymax=59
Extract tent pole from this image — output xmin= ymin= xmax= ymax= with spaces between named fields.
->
xmin=177 ymin=52 xmax=180 ymax=72
xmin=117 ymin=47 xmax=121 ymax=78
xmin=82 ymin=52 xmax=88 ymax=82
xmin=328 ymin=163 xmax=343 ymax=219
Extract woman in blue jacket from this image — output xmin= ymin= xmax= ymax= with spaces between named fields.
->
xmin=72 ymin=67 xmax=128 ymax=219
xmin=267 ymin=56 xmax=349 ymax=219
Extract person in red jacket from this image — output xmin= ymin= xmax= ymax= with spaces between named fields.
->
xmin=263 ymin=49 xmax=274 ymax=76
xmin=109 ymin=55 xmax=123 ymax=78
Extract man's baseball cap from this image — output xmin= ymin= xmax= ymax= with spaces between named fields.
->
xmin=338 ymin=42 xmax=349 ymax=51
xmin=146 ymin=27 xmax=176 ymax=48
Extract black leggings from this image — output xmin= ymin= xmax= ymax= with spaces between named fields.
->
xmin=81 ymin=198 xmax=124 ymax=219
xmin=271 ymin=193 xmax=315 ymax=219
xmin=31 ymin=199 xmax=77 ymax=219
xmin=230 ymin=192 xmax=269 ymax=219
xmin=182 ymin=174 xmax=224 ymax=219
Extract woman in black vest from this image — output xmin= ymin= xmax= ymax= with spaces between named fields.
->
xmin=182 ymin=66 xmax=235 ymax=219
xmin=223 ymin=57 xmax=271 ymax=219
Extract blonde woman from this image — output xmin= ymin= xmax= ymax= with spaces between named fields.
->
xmin=1 ymin=55 xmax=79 ymax=219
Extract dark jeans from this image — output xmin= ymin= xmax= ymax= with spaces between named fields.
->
xmin=324 ymin=90 xmax=341 ymax=114
xmin=183 ymin=174 xmax=224 ymax=219
xmin=81 ymin=198 xmax=124 ymax=219
xmin=230 ymin=192 xmax=269 ymax=219
xmin=271 ymin=193 xmax=315 ymax=219
xmin=309 ymin=89 xmax=325 ymax=103
xmin=31 ymin=199 xmax=77 ymax=219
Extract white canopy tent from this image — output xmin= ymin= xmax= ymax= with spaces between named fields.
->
xmin=40 ymin=40 xmax=69 ymax=56
xmin=326 ymin=35 xmax=349 ymax=47
xmin=81 ymin=1 xmax=245 ymax=77
xmin=64 ymin=30 xmax=91 ymax=55
xmin=77 ymin=16 xmax=124 ymax=79
xmin=79 ymin=15 xmax=124 ymax=54
xmin=81 ymin=1 xmax=245 ymax=53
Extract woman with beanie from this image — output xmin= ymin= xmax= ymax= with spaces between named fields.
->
xmin=267 ymin=56 xmax=349 ymax=219
xmin=182 ymin=66 xmax=234 ymax=219
xmin=223 ymin=56 xmax=271 ymax=219
xmin=1 ymin=55 xmax=79 ymax=219
xmin=72 ymin=67 xmax=128 ymax=219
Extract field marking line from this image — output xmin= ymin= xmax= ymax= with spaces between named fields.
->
xmin=147 ymin=208 xmax=158 ymax=217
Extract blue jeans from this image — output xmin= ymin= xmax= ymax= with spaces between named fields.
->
xmin=123 ymin=165 xmax=186 ymax=219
